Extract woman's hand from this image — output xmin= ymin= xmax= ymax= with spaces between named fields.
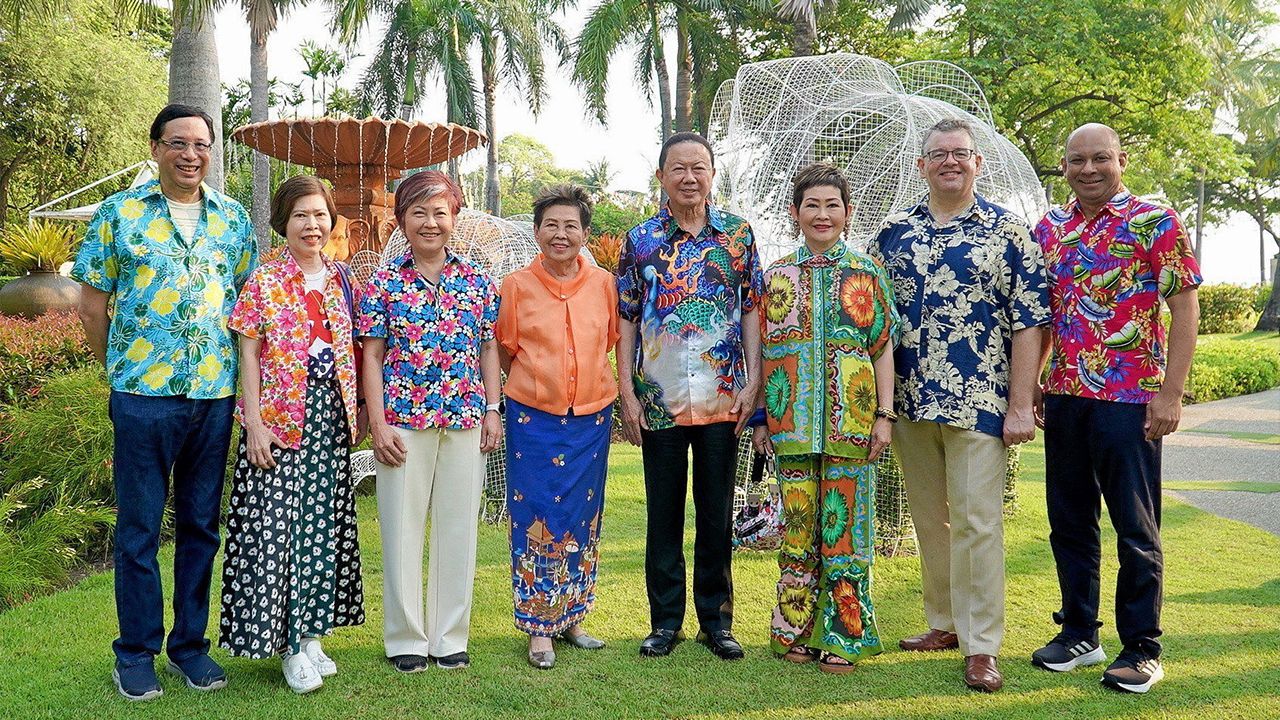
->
xmin=868 ymin=417 xmax=893 ymax=462
xmin=245 ymin=421 xmax=287 ymax=470
xmin=371 ymin=421 xmax=407 ymax=467
xmin=480 ymin=410 xmax=503 ymax=453
xmin=352 ymin=404 xmax=370 ymax=447
xmin=751 ymin=424 xmax=773 ymax=456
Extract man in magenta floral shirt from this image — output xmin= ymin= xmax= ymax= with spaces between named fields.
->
xmin=1031 ymin=123 xmax=1201 ymax=694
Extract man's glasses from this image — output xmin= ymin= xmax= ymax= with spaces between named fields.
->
xmin=923 ymin=148 xmax=975 ymax=163
xmin=157 ymin=138 xmax=214 ymax=154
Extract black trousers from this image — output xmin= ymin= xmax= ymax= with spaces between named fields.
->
xmin=1044 ymin=394 xmax=1164 ymax=657
xmin=640 ymin=422 xmax=737 ymax=633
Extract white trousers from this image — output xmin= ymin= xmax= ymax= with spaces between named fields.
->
xmin=376 ymin=426 xmax=483 ymax=658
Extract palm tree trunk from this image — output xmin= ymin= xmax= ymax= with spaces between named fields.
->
xmin=250 ymin=32 xmax=271 ymax=252
xmin=647 ymin=0 xmax=672 ymax=147
xmin=674 ymin=15 xmax=693 ymax=132
xmin=481 ymin=36 xmax=500 ymax=215
xmin=169 ymin=8 xmax=224 ymax=190
xmin=791 ymin=17 xmax=816 ymax=56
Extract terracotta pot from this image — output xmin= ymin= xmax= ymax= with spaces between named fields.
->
xmin=0 ymin=271 xmax=81 ymax=319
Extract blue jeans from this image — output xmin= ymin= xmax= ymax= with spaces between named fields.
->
xmin=109 ymin=391 xmax=234 ymax=666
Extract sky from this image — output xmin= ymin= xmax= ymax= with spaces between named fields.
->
xmin=210 ymin=5 xmax=1275 ymax=286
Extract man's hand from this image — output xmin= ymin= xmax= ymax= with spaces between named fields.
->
xmin=1032 ymin=385 xmax=1046 ymax=429
xmin=619 ymin=391 xmax=646 ymax=446
xmin=1003 ymin=405 xmax=1036 ymax=447
xmin=732 ymin=380 xmax=761 ymax=435
xmin=751 ymin=424 xmax=773 ymax=456
xmin=1145 ymin=388 xmax=1182 ymax=441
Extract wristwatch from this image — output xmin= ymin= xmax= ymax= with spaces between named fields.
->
xmin=486 ymin=402 xmax=502 ymax=415
xmin=874 ymin=406 xmax=898 ymax=423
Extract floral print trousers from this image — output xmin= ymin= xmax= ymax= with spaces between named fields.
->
xmin=770 ymin=454 xmax=882 ymax=663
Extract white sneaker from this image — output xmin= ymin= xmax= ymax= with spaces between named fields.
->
xmin=282 ymin=652 xmax=323 ymax=694
xmin=301 ymin=637 xmax=338 ymax=677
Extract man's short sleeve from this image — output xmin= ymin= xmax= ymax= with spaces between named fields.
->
xmin=71 ymin=204 xmax=119 ymax=293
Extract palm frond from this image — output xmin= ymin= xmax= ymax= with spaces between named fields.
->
xmin=572 ymin=0 xmax=646 ymax=123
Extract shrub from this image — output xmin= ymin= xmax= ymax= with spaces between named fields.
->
xmin=0 ymin=311 xmax=94 ymax=405
xmin=0 ymin=477 xmax=114 ymax=610
xmin=0 ymin=276 xmax=15 ymax=290
xmin=1254 ymin=283 xmax=1274 ymax=314
xmin=1197 ymin=283 xmax=1262 ymax=335
xmin=0 ymin=220 xmax=78 ymax=274
xmin=587 ymin=233 xmax=624 ymax=273
xmin=591 ymin=199 xmax=651 ymax=239
xmin=1187 ymin=340 xmax=1280 ymax=404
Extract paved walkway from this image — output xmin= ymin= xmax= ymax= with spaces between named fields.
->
xmin=1164 ymin=388 xmax=1280 ymax=535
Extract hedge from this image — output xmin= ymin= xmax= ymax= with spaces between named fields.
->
xmin=1197 ymin=283 xmax=1270 ymax=335
xmin=1187 ymin=339 xmax=1280 ymax=404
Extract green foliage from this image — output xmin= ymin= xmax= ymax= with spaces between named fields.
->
xmin=0 ymin=311 xmax=93 ymax=405
xmin=1197 ymin=283 xmax=1267 ymax=334
xmin=0 ymin=0 xmax=169 ymax=229
xmin=0 ymin=477 xmax=114 ymax=611
xmin=0 ymin=276 xmax=14 ymax=290
xmin=0 ymin=220 xmax=78 ymax=274
xmin=591 ymin=199 xmax=652 ymax=238
xmin=1187 ymin=338 xmax=1280 ymax=403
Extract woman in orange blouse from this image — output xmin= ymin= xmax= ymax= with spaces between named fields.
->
xmin=496 ymin=184 xmax=620 ymax=670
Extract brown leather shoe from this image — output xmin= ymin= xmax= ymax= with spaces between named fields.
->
xmin=898 ymin=629 xmax=959 ymax=652
xmin=964 ymin=654 xmax=1003 ymax=692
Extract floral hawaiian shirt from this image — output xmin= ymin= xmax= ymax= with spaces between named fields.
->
xmin=358 ymin=250 xmax=498 ymax=430
xmin=229 ymin=254 xmax=361 ymax=449
xmin=71 ymin=179 xmax=256 ymax=398
xmin=617 ymin=203 xmax=764 ymax=430
xmin=1034 ymin=191 xmax=1202 ymax=402
xmin=761 ymin=243 xmax=899 ymax=460
xmin=870 ymin=194 xmax=1050 ymax=438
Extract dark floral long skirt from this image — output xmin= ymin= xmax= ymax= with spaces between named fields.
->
xmin=219 ymin=380 xmax=364 ymax=658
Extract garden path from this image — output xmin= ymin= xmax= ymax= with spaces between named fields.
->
xmin=1164 ymin=388 xmax=1280 ymax=535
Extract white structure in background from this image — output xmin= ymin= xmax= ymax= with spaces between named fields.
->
xmin=707 ymin=53 xmax=1046 ymax=265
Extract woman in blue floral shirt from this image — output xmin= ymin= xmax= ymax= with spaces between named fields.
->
xmin=358 ymin=171 xmax=502 ymax=673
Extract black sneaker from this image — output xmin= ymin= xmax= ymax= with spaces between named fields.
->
xmin=389 ymin=654 xmax=430 ymax=673
xmin=165 ymin=654 xmax=227 ymax=691
xmin=113 ymin=661 xmax=163 ymax=702
xmin=434 ymin=651 xmax=470 ymax=669
xmin=1031 ymin=632 xmax=1106 ymax=672
xmin=1101 ymin=651 xmax=1164 ymax=694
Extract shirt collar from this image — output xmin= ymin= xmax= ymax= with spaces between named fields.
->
xmin=139 ymin=179 xmax=223 ymax=210
xmin=1064 ymin=189 xmax=1133 ymax=219
xmin=910 ymin=193 xmax=986 ymax=223
xmin=529 ymin=253 xmax=591 ymax=298
xmin=395 ymin=248 xmax=462 ymax=272
xmin=280 ymin=249 xmax=335 ymax=281
xmin=795 ymin=241 xmax=848 ymax=264
xmin=658 ymin=202 xmax=726 ymax=236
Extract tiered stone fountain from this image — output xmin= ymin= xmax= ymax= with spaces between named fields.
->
xmin=231 ymin=117 xmax=487 ymax=258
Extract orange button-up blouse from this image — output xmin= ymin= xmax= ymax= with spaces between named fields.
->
xmin=496 ymin=254 xmax=620 ymax=416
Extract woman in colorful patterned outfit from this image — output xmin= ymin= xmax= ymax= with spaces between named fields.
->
xmin=495 ymin=185 xmax=619 ymax=669
xmin=751 ymin=163 xmax=899 ymax=674
xmin=359 ymin=171 xmax=503 ymax=674
xmin=220 ymin=175 xmax=367 ymax=694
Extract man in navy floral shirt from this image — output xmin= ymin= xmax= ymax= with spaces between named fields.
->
xmin=870 ymin=118 xmax=1049 ymax=693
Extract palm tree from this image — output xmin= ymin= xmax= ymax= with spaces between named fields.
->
xmin=334 ymin=0 xmax=562 ymax=214
xmin=169 ymin=2 xmax=226 ymax=189
xmin=573 ymin=0 xmax=675 ymax=145
xmin=775 ymin=0 xmax=931 ymax=56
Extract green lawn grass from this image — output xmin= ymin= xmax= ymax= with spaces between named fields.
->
xmin=1164 ymin=481 xmax=1280 ymax=493
xmin=1 ymin=439 xmax=1279 ymax=719
xmin=1199 ymin=331 xmax=1280 ymax=352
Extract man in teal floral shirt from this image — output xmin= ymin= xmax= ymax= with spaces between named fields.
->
xmin=870 ymin=118 xmax=1049 ymax=693
xmin=72 ymin=105 xmax=256 ymax=701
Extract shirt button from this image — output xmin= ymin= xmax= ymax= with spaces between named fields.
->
xmin=560 ymin=294 xmax=567 ymax=299
xmin=568 ymin=349 xmax=574 ymax=355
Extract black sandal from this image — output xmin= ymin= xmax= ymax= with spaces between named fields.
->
xmin=780 ymin=645 xmax=817 ymax=664
xmin=819 ymin=652 xmax=856 ymax=675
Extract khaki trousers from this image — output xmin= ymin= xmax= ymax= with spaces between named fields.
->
xmin=893 ymin=419 xmax=1006 ymax=656
xmin=376 ymin=426 xmax=483 ymax=658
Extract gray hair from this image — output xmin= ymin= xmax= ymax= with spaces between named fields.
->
xmin=920 ymin=118 xmax=979 ymax=156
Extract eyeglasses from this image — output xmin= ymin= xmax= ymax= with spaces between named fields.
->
xmin=923 ymin=148 xmax=975 ymax=163
xmin=157 ymin=138 xmax=214 ymax=154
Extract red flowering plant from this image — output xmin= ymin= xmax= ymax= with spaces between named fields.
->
xmin=0 ymin=311 xmax=94 ymax=407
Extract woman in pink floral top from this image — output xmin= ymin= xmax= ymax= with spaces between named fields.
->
xmin=219 ymin=176 xmax=366 ymax=694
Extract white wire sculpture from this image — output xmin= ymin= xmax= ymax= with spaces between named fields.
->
xmin=707 ymin=53 xmax=1047 ymax=266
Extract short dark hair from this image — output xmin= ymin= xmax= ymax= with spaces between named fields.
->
xmin=270 ymin=175 xmax=337 ymax=238
xmin=658 ymin=131 xmax=715 ymax=170
xmin=533 ymin=184 xmax=593 ymax=228
xmin=920 ymin=118 xmax=978 ymax=156
xmin=150 ymin=104 xmax=216 ymax=143
xmin=791 ymin=162 xmax=851 ymax=208
xmin=394 ymin=170 xmax=464 ymax=227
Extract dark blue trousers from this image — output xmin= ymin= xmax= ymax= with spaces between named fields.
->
xmin=640 ymin=422 xmax=737 ymax=634
xmin=1044 ymin=394 xmax=1164 ymax=658
xmin=109 ymin=391 xmax=234 ymax=666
